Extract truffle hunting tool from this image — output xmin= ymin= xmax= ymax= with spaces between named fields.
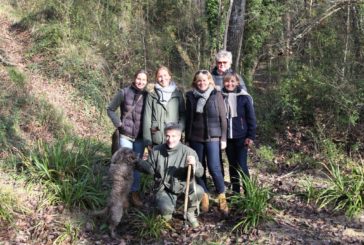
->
xmin=183 ymin=163 xmax=192 ymax=221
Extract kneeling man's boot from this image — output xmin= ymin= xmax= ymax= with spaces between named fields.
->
xmin=186 ymin=212 xmax=199 ymax=228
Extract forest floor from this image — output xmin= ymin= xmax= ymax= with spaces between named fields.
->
xmin=1 ymin=13 xmax=364 ymax=245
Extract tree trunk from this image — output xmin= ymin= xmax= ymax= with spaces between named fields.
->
xmin=215 ymin=0 xmax=222 ymax=51
xmin=223 ymin=0 xmax=233 ymax=50
xmin=225 ymin=0 xmax=246 ymax=73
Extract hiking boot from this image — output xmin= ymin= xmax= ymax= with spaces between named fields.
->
xmin=130 ymin=192 xmax=143 ymax=207
xmin=201 ymin=193 xmax=209 ymax=213
xmin=186 ymin=212 xmax=199 ymax=228
xmin=218 ymin=193 xmax=229 ymax=216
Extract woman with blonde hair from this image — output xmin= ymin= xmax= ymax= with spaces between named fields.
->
xmin=143 ymin=66 xmax=185 ymax=149
xmin=185 ymin=70 xmax=228 ymax=215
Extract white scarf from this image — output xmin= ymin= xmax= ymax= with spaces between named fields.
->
xmin=222 ymin=89 xmax=252 ymax=118
xmin=155 ymin=82 xmax=177 ymax=105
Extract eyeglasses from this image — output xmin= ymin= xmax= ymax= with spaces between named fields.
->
xmin=217 ymin=61 xmax=228 ymax=65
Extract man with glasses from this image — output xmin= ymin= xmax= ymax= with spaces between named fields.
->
xmin=211 ymin=50 xmax=247 ymax=92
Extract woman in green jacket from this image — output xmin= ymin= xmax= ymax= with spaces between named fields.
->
xmin=143 ymin=66 xmax=186 ymax=149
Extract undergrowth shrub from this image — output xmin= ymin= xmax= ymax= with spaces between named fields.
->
xmin=229 ymin=174 xmax=271 ymax=233
xmin=255 ymin=145 xmax=277 ymax=171
xmin=31 ymin=23 xmax=64 ymax=55
xmin=278 ymin=66 xmax=362 ymax=146
xmin=20 ymin=137 xmax=108 ymax=209
xmin=129 ymin=210 xmax=170 ymax=240
xmin=310 ymin=135 xmax=364 ymax=217
xmin=57 ymin=42 xmax=109 ymax=109
xmin=0 ymin=187 xmax=27 ymax=225
xmin=53 ymin=219 xmax=81 ymax=245
xmin=7 ymin=67 xmax=26 ymax=86
xmin=317 ymin=160 xmax=364 ymax=217
xmin=299 ymin=176 xmax=319 ymax=204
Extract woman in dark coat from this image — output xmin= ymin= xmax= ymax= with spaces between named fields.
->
xmin=221 ymin=72 xmax=256 ymax=193
xmin=107 ymin=69 xmax=148 ymax=207
xmin=185 ymin=70 xmax=228 ymax=215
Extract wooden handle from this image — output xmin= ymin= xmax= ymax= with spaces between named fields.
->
xmin=183 ymin=164 xmax=192 ymax=220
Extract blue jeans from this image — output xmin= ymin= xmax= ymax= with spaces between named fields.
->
xmin=189 ymin=141 xmax=225 ymax=194
xmin=120 ymin=137 xmax=145 ymax=192
xmin=226 ymin=138 xmax=249 ymax=193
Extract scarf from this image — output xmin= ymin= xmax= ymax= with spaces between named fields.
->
xmin=193 ymin=86 xmax=214 ymax=113
xmin=222 ymin=87 xmax=252 ymax=118
xmin=155 ymin=82 xmax=176 ymax=105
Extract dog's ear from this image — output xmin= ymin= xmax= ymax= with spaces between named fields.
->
xmin=110 ymin=149 xmax=119 ymax=164
xmin=111 ymin=148 xmax=126 ymax=164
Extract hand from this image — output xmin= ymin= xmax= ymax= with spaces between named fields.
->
xmin=186 ymin=155 xmax=196 ymax=166
xmin=244 ymin=138 xmax=253 ymax=147
xmin=221 ymin=141 xmax=227 ymax=150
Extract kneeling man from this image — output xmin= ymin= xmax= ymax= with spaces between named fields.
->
xmin=137 ymin=122 xmax=204 ymax=228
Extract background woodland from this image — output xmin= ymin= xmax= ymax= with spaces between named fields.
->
xmin=1 ymin=0 xmax=364 ymax=244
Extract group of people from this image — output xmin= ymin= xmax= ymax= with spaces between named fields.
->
xmin=107 ymin=50 xmax=257 ymax=228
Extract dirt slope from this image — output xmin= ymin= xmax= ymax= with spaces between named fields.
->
xmin=0 ymin=15 xmax=109 ymax=142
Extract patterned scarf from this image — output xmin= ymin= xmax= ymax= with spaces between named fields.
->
xmin=193 ymin=86 xmax=214 ymax=113
xmin=155 ymin=82 xmax=176 ymax=105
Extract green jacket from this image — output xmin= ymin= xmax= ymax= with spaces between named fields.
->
xmin=136 ymin=142 xmax=203 ymax=194
xmin=143 ymin=85 xmax=186 ymax=145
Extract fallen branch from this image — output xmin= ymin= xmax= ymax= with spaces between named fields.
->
xmin=277 ymin=171 xmax=297 ymax=181
xmin=0 ymin=54 xmax=16 ymax=66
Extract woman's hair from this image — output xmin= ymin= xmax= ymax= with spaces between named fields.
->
xmin=223 ymin=72 xmax=239 ymax=84
xmin=215 ymin=50 xmax=233 ymax=64
xmin=191 ymin=70 xmax=215 ymax=88
xmin=133 ymin=69 xmax=148 ymax=80
xmin=155 ymin=65 xmax=172 ymax=80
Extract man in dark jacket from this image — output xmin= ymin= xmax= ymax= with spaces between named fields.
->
xmin=136 ymin=122 xmax=204 ymax=228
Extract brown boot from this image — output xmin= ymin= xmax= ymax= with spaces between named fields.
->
xmin=218 ymin=193 xmax=229 ymax=216
xmin=130 ymin=192 xmax=143 ymax=207
xmin=200 ymin=193 xmax=209 ymax=213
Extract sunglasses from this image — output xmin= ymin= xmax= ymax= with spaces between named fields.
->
xmin=195 ymin=70 xmax=210 ymax=75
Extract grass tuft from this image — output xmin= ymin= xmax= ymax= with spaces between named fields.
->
xmin=317 ymin=160 xmax=364 ymax=217
xmin=20 ymin=137 xmax=108 ymax=209
xmin=229 ymin=174 xmax=271 ymax=233
xmin=0 ymin=187 xmax=27 ymax=225
xmin=130 ymin=210 xmax=171 ymax=240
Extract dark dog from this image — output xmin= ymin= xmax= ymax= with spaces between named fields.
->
xmin=93 ymin=147 xmax=138 ymax=238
